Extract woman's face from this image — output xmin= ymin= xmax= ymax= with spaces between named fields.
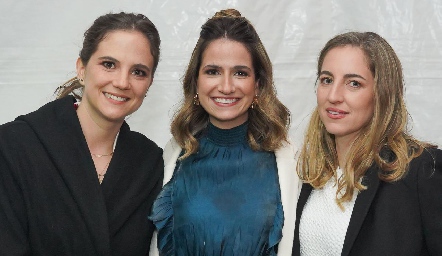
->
xmin=317 ymin=46 xmax=375 ymax=144
xmin=76 ymin=30 xmax=154 ymax=125
xmin=197 ymin=38 xmax=258 ymax=129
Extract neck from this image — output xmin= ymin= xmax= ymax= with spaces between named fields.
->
xmin=76 ymin=104 xmax=121 ymax=155
xmin=335 ymin=136 xmax=356 ymax=169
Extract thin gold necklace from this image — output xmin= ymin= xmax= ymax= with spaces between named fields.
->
xmin=92 ymin=152 xmax=114 ymax=158
xmin=93 ymin=132 xmax=119 ymax=184
xmin=97 ymin=160 xmax=111 ymax=184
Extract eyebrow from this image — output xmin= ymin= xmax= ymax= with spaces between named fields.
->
xmin=98 ymin=56 xmax=151 ymax=72
xmin=202 ymin=64 xmax=252 ymax=71
xmin=233 ymin=65 xmax=253 ymax=71
xmin=319 ymin=70 xmax=366 ymax=80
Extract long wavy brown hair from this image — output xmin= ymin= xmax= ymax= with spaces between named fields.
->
xmin=54 ymin=12 xmax=161 ymax=100
xmin=171 ymin=9 xmax=290 ymax=159
xmin=298 ymin=32 xmax=430 ymax=206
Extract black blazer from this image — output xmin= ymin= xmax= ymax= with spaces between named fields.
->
xmin=0 ymin=96 xmax=164 ymax=255
xmin=292 ymin=148 xmax=442 ymax=256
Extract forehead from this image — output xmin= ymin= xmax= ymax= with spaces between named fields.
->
xmin=322 ymin=46 xmax=370 ymax=73
xmin=201 ymin=38 xmax=252 ymax=66
xmin=98 ymin=30 xmax=149 ymax=48
xmin=94 ymin=30 xmax=153 ymax=61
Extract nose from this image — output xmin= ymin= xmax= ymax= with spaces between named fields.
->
xmin=113 ymin=71 xmax=130 ymax=90
xmin=326 ymin=81 xmax=344 ymax=103
xmin=217 ymin=75 xmax=235 ymax=94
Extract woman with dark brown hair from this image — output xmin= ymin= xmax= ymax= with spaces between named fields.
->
xmin=0 ymin=12 xmax=163 ymax=255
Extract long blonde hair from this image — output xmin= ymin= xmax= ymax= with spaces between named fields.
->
xmin=298 ymin=32 xmax=428 ymax=206
xmin=171 ymin=9 xmax=290 ymax=159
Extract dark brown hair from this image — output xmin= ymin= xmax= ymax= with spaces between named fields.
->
xmin=55 ymin=12 xmax=161 ymax=99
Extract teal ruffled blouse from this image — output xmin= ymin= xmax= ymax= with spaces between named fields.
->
xmin=150 ymin=122 xmax=283 ymax=255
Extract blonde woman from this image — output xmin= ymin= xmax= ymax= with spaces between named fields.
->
xmin=293 ymin=32 xmax=442 ymax=255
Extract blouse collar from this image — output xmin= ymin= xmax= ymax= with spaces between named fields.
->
xmin=206 ymin=121 xmax=248 ymax=146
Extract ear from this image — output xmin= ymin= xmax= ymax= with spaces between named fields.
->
xmin=76 ymin=58 xmax=85 ymax=81
xmin=254 ymin=80 xmax=260 ymax=96
xmin=146 ymin=78 xmax=154 ymax=91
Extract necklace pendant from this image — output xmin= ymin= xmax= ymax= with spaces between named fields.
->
xmin=98 ymin=173 xmax=105 ymax=184
xmin=92 ymin=152 xmax=113 ymax=158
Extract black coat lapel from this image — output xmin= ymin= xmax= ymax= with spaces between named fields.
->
xmin=341 ymin=165 xmax=380 ymax=256
xmin=292 ymin=167 xmax=380 ymax=256
xmin=17 ymin=96 xmax=111 ymax=255
xmin=292 ymin=183 xmax=313 ymax=256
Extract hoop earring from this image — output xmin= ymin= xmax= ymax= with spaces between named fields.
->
xmin=193 ymin=93 xmax=200 ymax=105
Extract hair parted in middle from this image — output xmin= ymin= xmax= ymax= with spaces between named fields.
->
xmin=55 ymin=12 xmax=161 ymax=100
xmin=171 ymin=8 xmax=290 ymax=159
xmin=298 ymin=31 xmax=428 ymax=207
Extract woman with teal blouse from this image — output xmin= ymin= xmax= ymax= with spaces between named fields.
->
xmin=149 ymin=9 xmax=299 ymax=256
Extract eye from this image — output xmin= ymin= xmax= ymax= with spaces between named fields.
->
xmin=347 ymin=80 xmax=361 ymax=88
xmin=320 ymin=76 xmax=333 ymax=85
xmin=234 ymin=70 xmax=249 ymax=77
xmin=132 ymin=69 xmax=147 ymax=77
xmin=204 ymin=69 xmax=220 ymax=75
xmin=102 ymin=61 xmax=115 ymax=69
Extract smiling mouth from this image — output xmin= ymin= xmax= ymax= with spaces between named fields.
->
xmin=327 ymin=109 xmax=348 ymax=115
xmin=104 ymin=92 xmax=128 ymax=102
xmin=327 ymin=110 xmax=341 ymax=115
xmin=213 ymin=98 xmax=238 ymax=104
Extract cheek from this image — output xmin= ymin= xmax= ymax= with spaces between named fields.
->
xmin=364 ymin=93 xmax=375 ymax=111
xmin=367 ymin=101 xmax=375 ymax=120
xmin=196 ymin=78 xmax=211 ymax=95
xmin=316 ymin=89 xmax=326 ymax=105
xmin=138 ymin=80 xmax=149 ymax=89
xmin=359 ymin=96 xmax=375 ymax=122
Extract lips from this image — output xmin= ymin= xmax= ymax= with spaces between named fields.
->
xmin=326 ymin=107 xmax=348 ymax=119
xmin=104 ymin=92 xmax=129 ymax=102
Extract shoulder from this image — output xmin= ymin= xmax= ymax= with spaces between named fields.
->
xmin=0 ymin=119 xmax=37 ymax=146
xmin=163 ymin=138 xmax=182 ymax=164
xmin=120 ymin=122 xmax=162 ymax=154
xmin=275 ymin=138 xmax=298 ymax=158
xmin=0 ymin=119 xmax=29 ymax=133
xmin=161 ymin=138 xmax=183 ymax=185
xmin=409 ymin=147 xmax=442 ymax=172
xmin=16 ymin=96 xmax=75 ymax=123
xmin=402 ymin=147 xmax=442 ymax=186
xmin=123 ymin=131 xmax=163 ymax=159
xmin=274 ymin=139 xmax=299 ymax=185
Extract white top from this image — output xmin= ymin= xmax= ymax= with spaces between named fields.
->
xmin=299 ymin=168 xmax=358 ymax=256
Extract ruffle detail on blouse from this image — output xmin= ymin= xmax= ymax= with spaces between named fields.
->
xmin=267 ymin=201 xmax=283 ymax=255
xmin=149 ymin=181 xmax=174 ymax=255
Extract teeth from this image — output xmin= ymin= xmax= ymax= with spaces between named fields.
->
xmin=214 ymin=98 xmax=237 ymax=104
xmin=328 ymin=110 xmax=339 ymax=115
xmin=104 ymin=92 xmax=128 ymax=102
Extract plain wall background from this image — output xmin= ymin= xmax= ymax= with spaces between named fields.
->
xmin=1 ymin=0 xmax=441 ymax=148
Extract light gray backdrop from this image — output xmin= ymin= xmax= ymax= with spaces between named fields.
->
xmin=1 ymin=0 xmax=441 ymax=148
